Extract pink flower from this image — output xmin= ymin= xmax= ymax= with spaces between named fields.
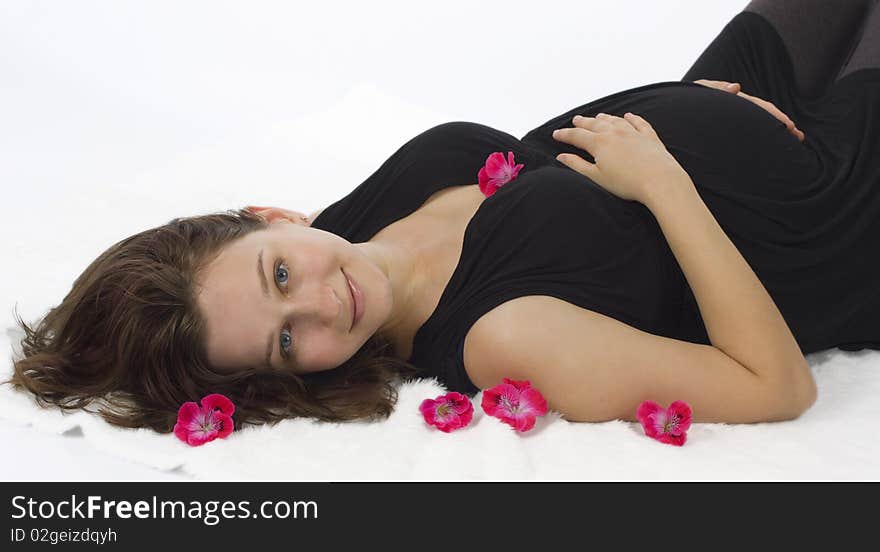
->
xmin=478 ymin=151 xmax=524 ymax=197
xmin=636 ymin=400 xmax=692 ymax=446
xmin=420 ymin=392 xmax=474 ymax=433
xmin=481 ymin=378 xmax=548 ymax=432
xmin=173 ymin=393 xmax=235 ymax=447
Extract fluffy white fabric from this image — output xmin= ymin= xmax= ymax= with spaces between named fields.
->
xmin=2 ymin=325 xmax=878 ymax=480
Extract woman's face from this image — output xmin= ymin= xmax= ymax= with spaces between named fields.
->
xmin=196 ymin=210 xmax=394 ymax=375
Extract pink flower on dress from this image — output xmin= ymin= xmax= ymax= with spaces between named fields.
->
xmin=173 ymin=393 xmax=235 ymax=447
xmin=420 ymin=392 xmax=474 ymax=433
xmin=636 ymin=400 xmax=692 ymax=446
xmin=481 ymin=378 xmax=548 ymax=432
xmin=478 ymin=151 xmax=524 ymax=197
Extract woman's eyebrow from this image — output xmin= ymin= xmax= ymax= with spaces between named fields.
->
xmin=258 ymin=247 xmax=274 ymax=369
xmin=257 ymin=248 xmax=269 ymax=298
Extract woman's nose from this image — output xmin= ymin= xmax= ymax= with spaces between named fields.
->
xmin=289 ymin=283 xmax=342 ymax=323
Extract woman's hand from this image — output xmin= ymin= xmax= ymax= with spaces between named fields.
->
xmin=552 ymin=112 xmax=691 ymax=204
xmin=693 ymin=79 xmax=805 ymax=142
xmin=244 ymin=205 xmax=312 ymax=225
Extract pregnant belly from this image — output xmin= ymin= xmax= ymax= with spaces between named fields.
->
xmin=583 ymin=82 xmax=820 ymax=193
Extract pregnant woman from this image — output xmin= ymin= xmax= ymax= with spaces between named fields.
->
xmin=9 ymin=0 xmax=880 ymax=432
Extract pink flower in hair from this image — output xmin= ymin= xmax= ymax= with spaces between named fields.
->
xmin=420 ymin=392 xmax=474 ymax=433
xmin=173 ymin=393 xmax=235 ymax=447
xmin=636 ymin=400 xmax=692 ymax=446
xmin=478 ymin=151 xmax=524 ymax=197
xmin=481 ymin=378 xmax=548 ymax=432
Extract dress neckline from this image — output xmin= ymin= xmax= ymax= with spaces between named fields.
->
xmin=405 ymin=191 xmax=490 ymax=363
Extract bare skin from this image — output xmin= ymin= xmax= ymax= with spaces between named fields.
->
xmin=202 ymin=80 xmax=812 ymax=419
xmin=197 ymin=186 xmax=484 ymax=374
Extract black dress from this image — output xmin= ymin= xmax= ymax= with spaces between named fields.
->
xmin=312 ymin=12 xmax=880 ymax=396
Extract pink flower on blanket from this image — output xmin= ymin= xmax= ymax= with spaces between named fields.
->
xmin=420 ymin=392 xmax=474 ymax=433
xmin=636 ymin=400 xmax=692 ymax=446
xmin=478 ymin=151 xmax=524 ymax=197
xmin=481 ymin=378 xmax=548 ymax=432
xmin=173 ymin=393 xmax=235 ymax=447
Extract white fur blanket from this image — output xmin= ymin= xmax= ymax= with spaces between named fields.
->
xmin=2 ymin=326 xmax=878 ymax=480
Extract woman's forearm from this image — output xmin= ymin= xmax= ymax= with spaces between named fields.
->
xmin=641 ymin=176 xmax=813 ymax=390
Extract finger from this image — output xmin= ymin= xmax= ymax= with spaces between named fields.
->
xmin=556 ymin=152 xmax=599 ymax=179
xmin=738 ymin=91 xmax=799 ymax=130
xmin=595 ymin=113 xmax=631 ymax=129
xmin=694 ymin=79 xmax=740 ymax=93
xmin=594 ymin=112 xmax=623 ymax=124
xmin=552 ymin=126 xmax=597 ymax=152
xmin=571 ymin=114 xmax=604 ymax=131
xmin=694 ymin=79 xmax=726 ymax=89
xmin=623 ymin=112 xmax=657 ymax=135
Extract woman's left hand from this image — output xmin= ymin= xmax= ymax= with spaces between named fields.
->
xmin=552 ymin=112 xmax=691 ymax=203
xmin=693 ymin=79 xmax=805 ymax=142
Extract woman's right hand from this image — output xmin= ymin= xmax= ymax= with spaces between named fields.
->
xmin=693 ymin=79 xmax=805 ymax=142
xmin=552 ymin=112 xmax=692 ymax=204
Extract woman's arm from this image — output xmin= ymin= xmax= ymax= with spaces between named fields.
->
xmin=553 ymin=113 xmax=816 ymax=407
xmin=642 ymin=177 xmax=814 ymax=403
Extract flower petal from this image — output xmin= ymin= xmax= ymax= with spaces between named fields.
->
xmin=520 ymin=387 xmax=548 ymax=417
xmin=477 ymin=151 xmax=525 ymax=198
xmin=636 ymin=400 xmax=662 ymax=426
xmin=186 ymin=427 xmax=219 ymax=447
xmin=420 ymin=394 xmax=473 ymax=432
xmin=444 ymin=392 xmax=474 ymax=416
xmin=667 ymin=400 xmax=693 ymax=434
xmin=478 ymin=166 xmax=490 ymax=186
xmin=636 ymin=401 xmax=665 ymax=439
xmin=636 ymin=400 xmax=692 ymax=446
xmin=419 ymin=398 xmax=440 ymax=423
xmin=214 ymin=413 xmax=235 ymax=439
xmin=201 ymin=393 xmax=235 ymax=416
xmin=656 ymin=431 xmax=687 ymax=447
xmin=173 ymin=421 xmax=192 ymax=444
xmin=176 ymin=401 xmax=201 ymax=425
xmin=480 ymin=386 xmax=505 ymax=417
xmin=512 ymin=414 xmax=537 ymax=433
xmin=503 ymin=377 xmax=532 ymax=391
xmin=484 ymin=151 xmax=508 ymax=174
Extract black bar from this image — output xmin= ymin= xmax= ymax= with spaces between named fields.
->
xmin=0 ymin=482 xmax=873 ymax=547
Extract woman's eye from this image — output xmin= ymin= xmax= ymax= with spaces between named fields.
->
xmin=276 ymin=260 xmax=293 ymax=356
xmin=280 ymin=327 xmax=293 ymax=355
xmin=275 ymin=260 xmax=289 ymax=288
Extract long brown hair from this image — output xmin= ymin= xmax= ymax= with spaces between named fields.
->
xmin=4 ymin=208 xmax=422 ymax=433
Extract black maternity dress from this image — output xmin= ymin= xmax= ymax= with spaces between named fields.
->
xmin=311 ymin=11 xmax=880 ymax=396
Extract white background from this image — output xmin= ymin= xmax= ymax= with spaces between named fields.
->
xmin=1 ymin=0 xmax=745 ymax=479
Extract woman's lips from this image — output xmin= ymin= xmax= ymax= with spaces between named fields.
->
xmin=343 ymin=269 xmax=364 ymax=331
